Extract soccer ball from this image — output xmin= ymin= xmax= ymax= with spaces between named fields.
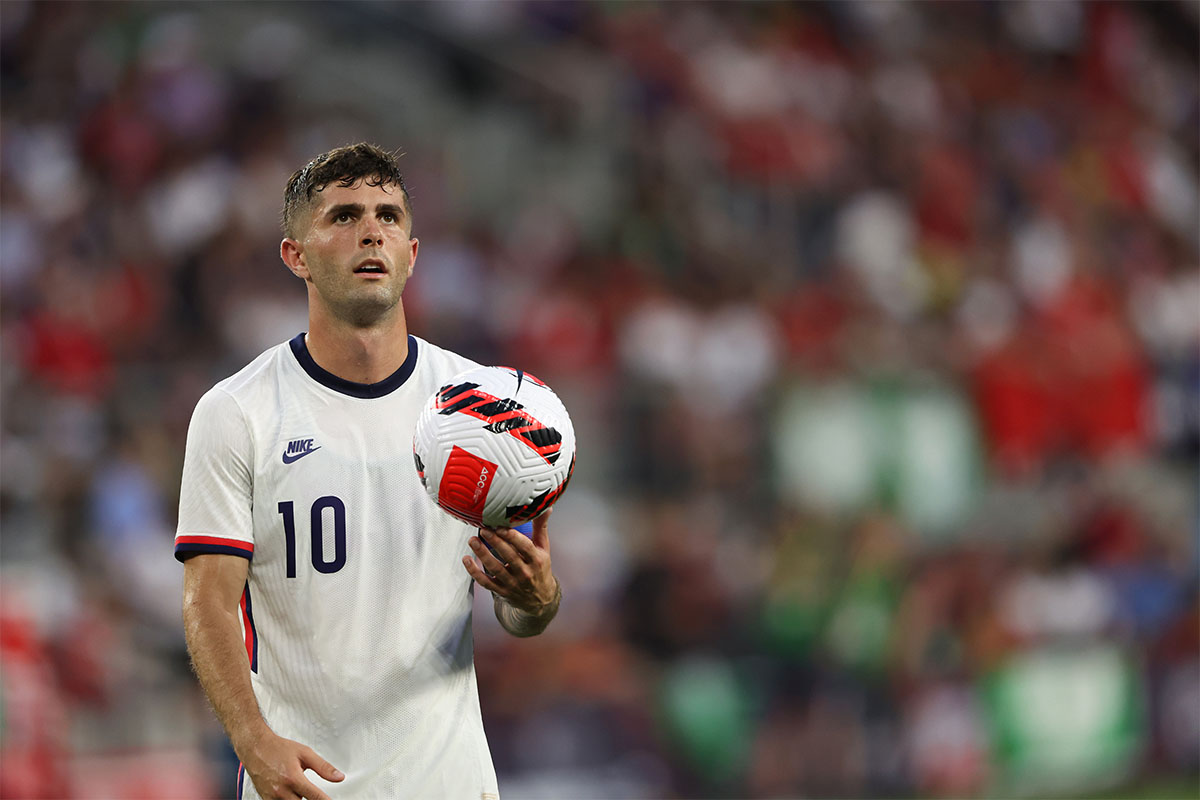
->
xmin=413 ymin=366 xmax=576 ymax=529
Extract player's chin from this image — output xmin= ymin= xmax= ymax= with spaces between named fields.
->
xmin=360 ymin=274 xmax=406 ymax=297
xmin=341 ymin=288 xmax=404 ymax=324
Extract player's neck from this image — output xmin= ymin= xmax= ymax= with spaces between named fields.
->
xmin=304 ymin=306 xmax=410 ymax=385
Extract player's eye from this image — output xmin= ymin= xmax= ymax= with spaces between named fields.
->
xmin=335 ymin=211 xmax=354 ymax=223
xmin=381 ymin=212 xmax=396 ymax=223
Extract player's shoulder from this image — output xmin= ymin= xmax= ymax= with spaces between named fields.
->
xmin=194 ymin=338 xmax=294 ymax=418
xmin=211 ymin=339 xmax=293 ymax=395
xmin=411 ymin=335 xmax=484 ymax=383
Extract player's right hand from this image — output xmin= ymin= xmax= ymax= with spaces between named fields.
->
xmin=242 ymin=731 xmax=345 ymax=800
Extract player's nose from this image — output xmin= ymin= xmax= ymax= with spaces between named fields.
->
xmin=359 ymin=217 xmax=384 ymax=246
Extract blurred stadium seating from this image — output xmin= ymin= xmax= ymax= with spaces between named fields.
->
xmin=1 ymin=1 xmax=1196 ymax=798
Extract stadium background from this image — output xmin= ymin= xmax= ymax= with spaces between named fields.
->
xmin=1 ymin=1 xmax=1197 ymax=798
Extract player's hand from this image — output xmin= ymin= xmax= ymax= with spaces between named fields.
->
xmin=241 ymin=730 xmax=344 ymax=800
xmin=464 ymin=511 xmax=557 ymax=616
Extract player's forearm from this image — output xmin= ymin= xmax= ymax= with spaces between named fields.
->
xmin=493 ymin=576 xmax=561 ymax=637
xmin=183 ymin=598 xmax=271 ymax=754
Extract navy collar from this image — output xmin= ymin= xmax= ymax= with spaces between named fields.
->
xmin=288 ymin=333 xmax=418 ymax=398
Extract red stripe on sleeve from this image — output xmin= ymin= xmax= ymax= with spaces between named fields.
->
xmin=176 ymin=535 xmax=254 ymax=554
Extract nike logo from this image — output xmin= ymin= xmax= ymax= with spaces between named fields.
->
xmin=282 ymin=438 xmax=322 ymax=464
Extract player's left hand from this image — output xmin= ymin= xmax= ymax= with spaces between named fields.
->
xmin=463 ymin=511 xmax=557 ymax=616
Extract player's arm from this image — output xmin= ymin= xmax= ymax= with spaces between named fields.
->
xmin=183 ymin=553 xmax=344 ymax=800
xmin=463 ymin=512 xmax=561 ymax=637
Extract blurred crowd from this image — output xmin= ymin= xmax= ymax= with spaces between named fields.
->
xmin=1 ymin=1 xmax=1197 ymax=798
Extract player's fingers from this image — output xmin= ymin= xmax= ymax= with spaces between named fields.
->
xmin=299 ymin=747 xmax=344 ymax=783
xmin=482 ymin=527 xmax=526 ymax=563
xmin=267 ymin=780 xmax=307 ymax=800
xmin=475 ymin=532 xmax=518 ymax=568
xmin=463 ymin=534 xmax=501 ymax=573
xmin=494 ymin=526 xmax=541 ymax=562
xmin=294 ymin=777 xmax=333 ymax=800
xmin=463 ymin=555 xmax=505 ymax=594
xmin=531 ymin=508 xmax=552 ymax=551
xmin=488 ymin=531 xmax=538 ymax=580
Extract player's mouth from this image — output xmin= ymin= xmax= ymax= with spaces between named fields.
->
xmin=354 ymin=259 xmax=388 ymax=277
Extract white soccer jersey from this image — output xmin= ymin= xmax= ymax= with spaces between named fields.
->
xmin=175 ymin=333 xmax=500 ymax=800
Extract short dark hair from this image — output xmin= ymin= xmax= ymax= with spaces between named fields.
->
xmin=282 ymin=142 xmax=412 ymax=237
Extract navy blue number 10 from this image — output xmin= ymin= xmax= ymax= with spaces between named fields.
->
xmin=278 ymin=497 xmax=347 ymax=577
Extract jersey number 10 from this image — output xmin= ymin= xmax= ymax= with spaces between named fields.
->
xmin=278 ymin=498 xmax=347 ymax=577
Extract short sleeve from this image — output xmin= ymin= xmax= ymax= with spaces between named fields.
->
xmin=175 ymin=387 xmax=256 ymax=562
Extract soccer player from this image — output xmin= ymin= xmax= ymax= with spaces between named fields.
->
xmin=176 ymin=143 xmax=562 ymax=800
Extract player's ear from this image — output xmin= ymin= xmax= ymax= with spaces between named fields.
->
xmin=281 ymin=238 xmax=310 ymax=280
xmin=403 ymin=236 xmax=417 ymax=277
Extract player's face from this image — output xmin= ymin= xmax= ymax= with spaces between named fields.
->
xmin=283 ymin=181 xmax=418 ymax=326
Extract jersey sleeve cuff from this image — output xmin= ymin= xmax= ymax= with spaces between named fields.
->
xmin=174 ymin=535 xmax=254 ymax=562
